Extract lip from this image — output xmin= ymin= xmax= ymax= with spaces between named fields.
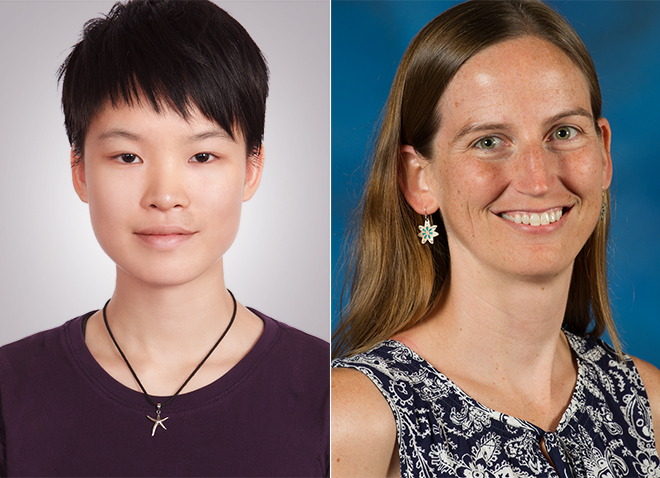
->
xmin=491 ymin=205 xmax=572 ymax=216
xmin=134 ymin=226 xmax=197 ymax=250
xmin=493 ymin=206 xmax=572 ymax=233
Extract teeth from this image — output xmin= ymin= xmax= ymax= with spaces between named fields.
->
xmin=501 ymin=208 xmax=563 ymax=227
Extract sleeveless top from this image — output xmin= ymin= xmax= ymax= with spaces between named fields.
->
xmin=333 ymin=332 xmax=660 ymax=478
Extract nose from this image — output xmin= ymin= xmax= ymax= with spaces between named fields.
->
xmin=140 ymin=161 xmax=190 ymax=211
xmin=512 ymin=143 xmax=557 ymax=196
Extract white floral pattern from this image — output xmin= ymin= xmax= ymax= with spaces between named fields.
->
xmin=333 ymin=333 xmax=660 ymax=478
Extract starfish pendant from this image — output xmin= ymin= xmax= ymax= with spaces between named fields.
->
xmin=418 ymin=217 xmax=439 ymax=244
xmin=147 ymin=404 xmax=169 ymax=436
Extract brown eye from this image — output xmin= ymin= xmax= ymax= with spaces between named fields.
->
xmin=117 ymin=153 xmax=140 ymax=163
xmin=191 ymin=153 xmax=214 ymax=163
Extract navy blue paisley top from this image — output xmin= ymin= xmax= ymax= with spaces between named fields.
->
xmin=333 ymin=332 xmax=660 ymax=477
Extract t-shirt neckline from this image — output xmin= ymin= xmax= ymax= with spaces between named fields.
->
xmin=65 ymin=307 xmax=278 ymax=414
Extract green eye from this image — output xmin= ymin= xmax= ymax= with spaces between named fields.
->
xmin=553 ymin=126 xmax=578 ymax=140
xmin=476 ymin=137 xmax=501 ymax=150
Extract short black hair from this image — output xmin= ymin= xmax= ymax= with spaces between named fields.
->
xmin=59 ymin=0 xmax=269 ymax=160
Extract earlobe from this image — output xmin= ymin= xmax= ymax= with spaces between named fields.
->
xmin=597 ymin=118 xmax=613 ymax=190
xmin=71 ymin=149 xmax=89 ymax=203
xmin=398 ymin=144 xmax=439 ymax=215
xmin=243 ymin=144 xmax=264 ymax=202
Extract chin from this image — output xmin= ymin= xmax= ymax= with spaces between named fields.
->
xmin=504 ymin=260 xmax=574 ymax=282
xmin=495 ymin=245 xmax=576 ymax=280
xmin=117 ymin=259 xmax=222 ymax=288
xmin=126 ymin=271 xmax=201 ymax=288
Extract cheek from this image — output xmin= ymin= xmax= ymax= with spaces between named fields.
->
xmin=196 ymin=181 xmax=243 ymax=221
xmin=558 ymin=150 xmax=603 ymax=202
xmin=434 ymin=158 xmax=508 ymax=219
xmin=195 ymin=163 xmax=245 ymax=207
xmin=85 ymin=169 xmax=138 ymax=242
xmin=191 ymin=168 xmax=246 ymax=240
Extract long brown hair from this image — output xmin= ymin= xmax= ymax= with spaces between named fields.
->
xmin=333 ymin=0 xmax=618 ymax=358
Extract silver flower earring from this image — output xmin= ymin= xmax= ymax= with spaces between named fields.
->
xmin=418 ymin=208 xmax=439 ymax=245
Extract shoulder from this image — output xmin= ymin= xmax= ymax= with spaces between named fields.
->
xmin=631 ymin=356 xmax=660 ymax=391
xmin=0 ymin=318 xmax=78 ymax=371
xmin=0 ymin=316 xmax=88 ymax=409
xmin=568 ymin=333 xmax=658 ymax=395
xmin=569 ymin=334 xmax=660 ymax=442
xmin=631 ymin=356 xmax=660 ymax=428
xmin=247 ymin=308 xmax=329 ymax=393
xmin=251 ymin=308 xmax=329 ymax=360
xmin=331 ymin=367 xmax=398 ymax=477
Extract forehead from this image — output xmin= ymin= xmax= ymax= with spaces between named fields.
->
xmin=84 ymin=99 xmax=243 ymax=149
xmin=439 ymin=36 xmax=591 ymax=125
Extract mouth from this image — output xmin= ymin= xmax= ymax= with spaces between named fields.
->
xmin=135 ymin=225 xmax=195 ymax=235
xmin=134 ymin=226 xmax=197 ymax=249
xmin=499 ymin=207 xmax=569 ymax=227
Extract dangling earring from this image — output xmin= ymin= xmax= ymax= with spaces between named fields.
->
xmin=418 ymin=208 xmax=439 ymax=245
xmin=600 ymin=190 xmax=607 ymax=222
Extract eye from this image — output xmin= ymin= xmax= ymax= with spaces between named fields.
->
xmin=552 ymin=126 xmax=579 ymax=141
xmin=115 ymin=153 xmax=141 ymax=164
xmin=475 ymin=136 xmax=503 ymax=150
xmin=190 ymin=153 xmax=217 ymax=163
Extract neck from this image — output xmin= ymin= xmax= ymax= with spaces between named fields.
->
xmin=105 ymin=259 xmax=235 ymax=360
xmin=85 ymin=258 xmax=264 ymax=397
xmin=394 ymin=247 xmax=579 ymax=430
xmin=449 ymin=265 xmax=570 ymax=353
xmin=400 ymin=251 xmax=574 ymax=389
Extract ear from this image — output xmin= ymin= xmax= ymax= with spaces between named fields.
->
xmin=71 ymin=149 xmax=89 ymax=203
xmin=243 ymin=144 xmax=264 ymax=202
xmin=398 ymin=144 xmax=439 ymax=215
xmin=597 ymin=118 xmax=613 ymax=190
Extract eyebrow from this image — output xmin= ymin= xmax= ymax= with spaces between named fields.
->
xmin=186 ymin=129 xmax=234 ymax=143
xmin=96 ymin=129 xmax=141 ymax=142
xmin=451 ymin=107 xmax=594 ymax=144
xmin=543 ymin=108 xmax=594 ymax=128
xmin=95 ymin=128 xmax=234 ymax=143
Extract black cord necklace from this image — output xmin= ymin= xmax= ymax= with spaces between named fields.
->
xmin=102 ymin=289 xmax=237 ymax=436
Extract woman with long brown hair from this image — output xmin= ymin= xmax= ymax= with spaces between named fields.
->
xmin=332 ymin=1 xmax=660 ymax=476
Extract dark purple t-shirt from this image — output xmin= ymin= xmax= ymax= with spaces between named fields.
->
xmin=0 ymin=310 xmax=329 ymax=477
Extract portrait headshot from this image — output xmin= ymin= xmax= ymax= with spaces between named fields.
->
xmin=331 ymin=1 xmax=660 ymax=476
xmin=0 ymin=0 xmax=329 ymax=476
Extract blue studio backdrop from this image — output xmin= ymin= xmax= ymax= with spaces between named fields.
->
xmin=332 ymin=1 xmax=660 ymax=365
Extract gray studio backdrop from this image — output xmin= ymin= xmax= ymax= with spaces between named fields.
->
xmin=0 ymin=0 xmax=330 ymax=345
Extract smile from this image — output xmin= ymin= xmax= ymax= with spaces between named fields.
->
xmin=500 ymin=207 xmax=564 ymax=227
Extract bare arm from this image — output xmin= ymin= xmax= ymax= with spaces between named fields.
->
xmin=632 ymin=356 xmax=660 ymax=449
xmin=331 ymin=368 xmax=399 ymax=477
